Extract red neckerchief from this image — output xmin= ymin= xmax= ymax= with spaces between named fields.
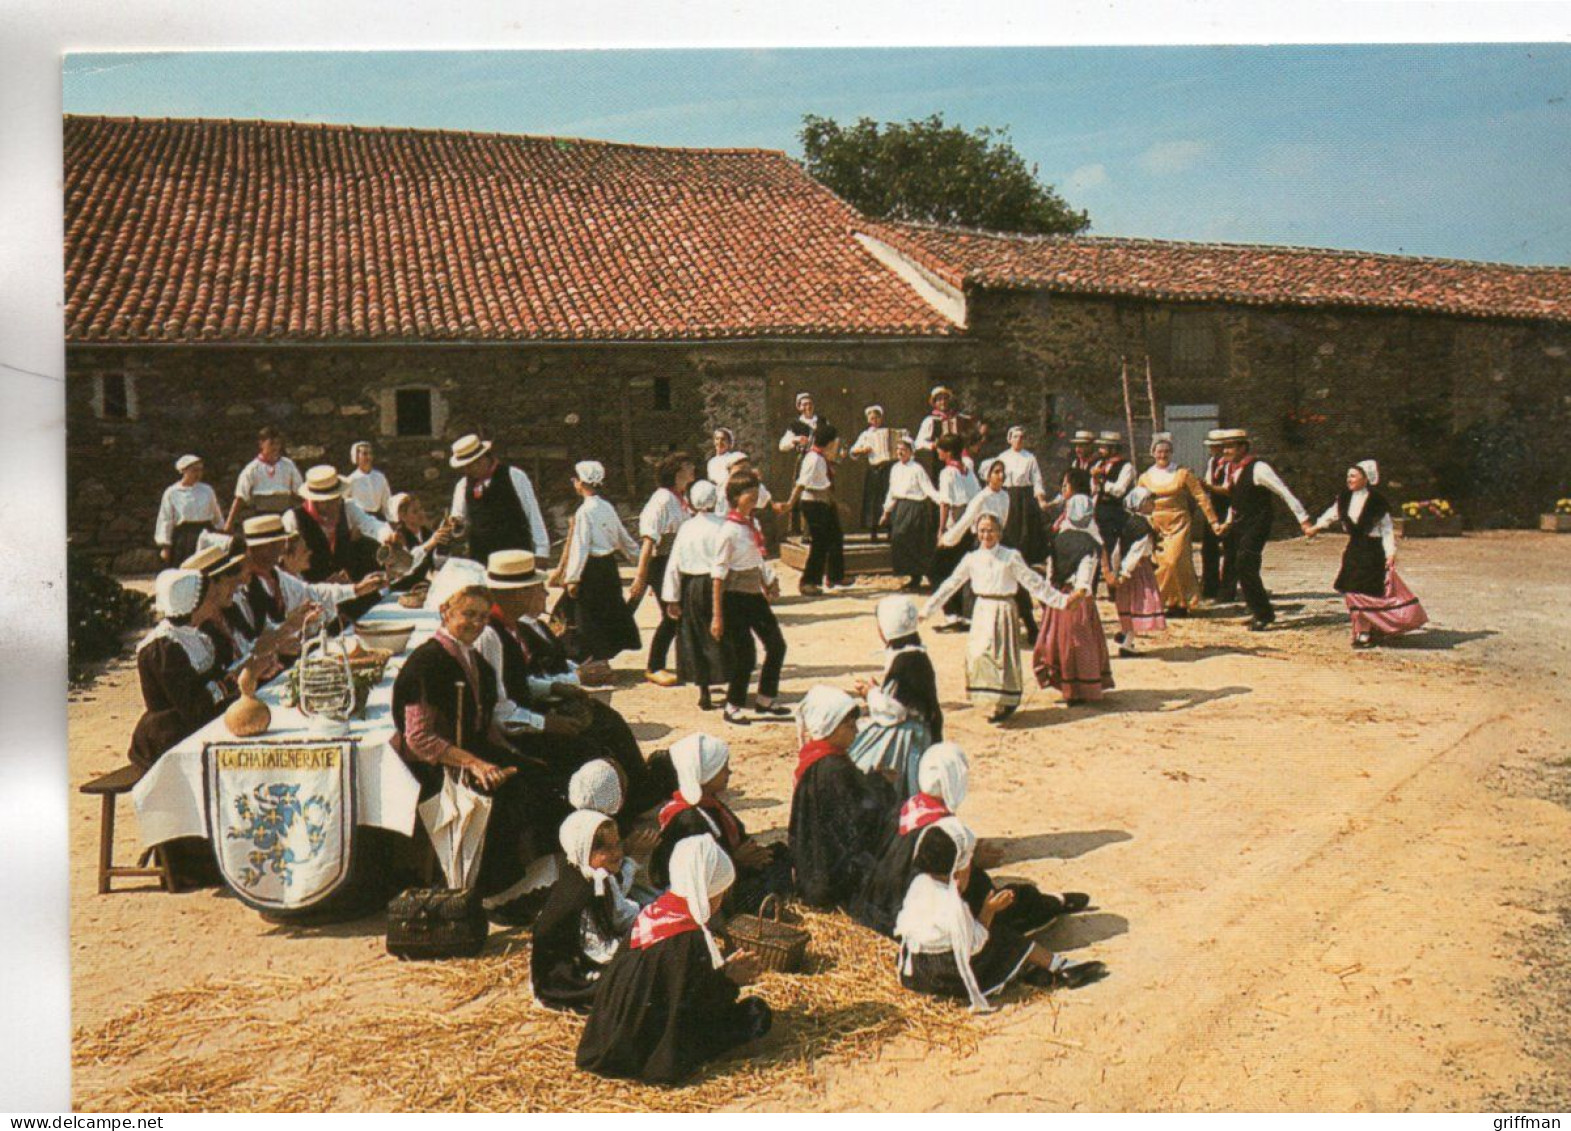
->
xmin=811 ymin=445 xmax=835 ymax=485
xmin=470 ymin=470 xmax=494 ymax=501
xmin=677 ymin=488 xmax=694 ymax=517
xmin=794 ymin=739 xmax=845 ymax=785
xmin=658 ymin=793 xmax=744 ymax=849
xmin=302 ymin=500 xmax=339 ymax=551
xmin=942 ymin=456 xmax=966 ymax=474
xmin=1227 ymin=454 xmax=1256 ymax=488
xmin=898 ymin=792 xmax=952 ymax=836
xmin=258 ymin=453 xmax=282 ymax=478
xmin=488 ymin=606 xmax=531 ymax=663
xmin=725 ymin=510 xmax=766 ymax=555
xmin=629 ymin=892 xmax=703 ymax=950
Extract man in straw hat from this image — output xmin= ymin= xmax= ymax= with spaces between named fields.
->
xmin=156 ymin=454 xmax=224 ymax=566
xmin=223 ymin=424 xmax=303 ymax=532
xmin=914 ymin=384 xmax=979 ymax=474
xmin=227 ymin=514 xmax=381 ymax=649
xmin=1214 ymin=428 xmax=1314 ymax=631
xmin=1066 ymin=429 xmax=1098 ymax=475
xmin=1091 ymin=430 xmax=1136 ymax=556
xmin=281 ymin=465 xmax=396 ymax=583
xmin=448 ymin=433 xmax=552 ymax=566
xmin=1200 ymin=428 xmax=1236 ymax=602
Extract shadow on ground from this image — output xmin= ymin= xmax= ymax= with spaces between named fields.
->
xmin=988 ymin=828 xmax=1133 ymax=864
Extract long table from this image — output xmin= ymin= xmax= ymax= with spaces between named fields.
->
xmin=131 ymin=599 xmax=439 ymax=851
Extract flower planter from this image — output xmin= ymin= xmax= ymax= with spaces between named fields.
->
xmin=1541 ymin=513 xmax=1571 ymax=533
xmin=1398 ymin=515 xmax=1464 ymax=539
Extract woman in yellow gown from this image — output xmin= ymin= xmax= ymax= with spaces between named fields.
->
xmin=1137 ymin=438 xmax=1222 ymax=614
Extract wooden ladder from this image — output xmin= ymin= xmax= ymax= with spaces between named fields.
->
xmin=1120 ymin=356 xmax=1164 ymax=459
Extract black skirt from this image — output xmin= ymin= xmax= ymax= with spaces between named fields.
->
xmin=1334 ymin=534 xmax=1387 ymax=597
xmin=170 ymin=520 xmax=211 ymax=566
xmin=901 ymin=924 xmax=1034 ymax=1002
xmin=861 ymin=462 xmax=894 ymax=532
xmin=1003 ymin=486 xmax=1047 ymax=564
xmin=889 ymin=499 xmax=937 ymax=580
xmin=675 ymin=571 xmax=727 ymax=686
xmin=566 ymin=554 xmax=641 ymax=661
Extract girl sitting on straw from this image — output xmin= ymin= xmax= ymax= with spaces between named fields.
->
xmin=851 ymin=742 xmax=1086 ymax=939
xmin=650 ymin=733 xmax=794 ymax=914
xmin=576 ymin=834 xmax=772 ymax=1085
xmin=1033 ymin=496 xmax=1113 ymax=705
xmin=1308 ymin=460 xmax=1429 ymax=649
xmin=922 ymin=511 xmax=1079 ymax=724
xmin=1110 ymin=487 xmax=1167 ymax=657
xmin=895 ymin=818 xmax=1107 ymax=1011
xmin=532 ymin=810 xmax=655 ymax=1014
xmin=788 ymin=685 xmax=897 ymax=909
xmin=848 ymin=595 xmax=944 ymax=799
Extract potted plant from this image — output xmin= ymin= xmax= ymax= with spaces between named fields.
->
xmin=1541 ymin=498 xmax=1571 ymax=533
xmin=1398 ymin=498 xmax=1463 ymax=538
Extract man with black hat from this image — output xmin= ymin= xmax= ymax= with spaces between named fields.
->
xmin=1215 ymin=429 xmax=1314 ymax=630
xmin=448 ymin=433 xmax=553 ymax=566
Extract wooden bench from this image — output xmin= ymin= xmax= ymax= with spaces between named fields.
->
xmin=80 ymin=764 xmax=174 ymax=894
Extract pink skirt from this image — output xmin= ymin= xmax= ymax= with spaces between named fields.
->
xmin=1345 ymin=568 xmax=1429 ymax=639
xmin=1033 ymin=598 xmax=1114 ymax=702
xmin=1115 ymin=560 xmax=1168 ymax=637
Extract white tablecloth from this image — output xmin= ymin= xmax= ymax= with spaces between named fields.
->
xmin=131 ymin=600 xmax=440 ymax=849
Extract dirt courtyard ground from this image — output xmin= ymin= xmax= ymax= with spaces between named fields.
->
xmin=68 ymin=532 xmax=1571 ymax=1111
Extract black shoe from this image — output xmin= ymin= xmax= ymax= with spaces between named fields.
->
xmin=1051 ymin=960 xmax=1109 ymax=989
xmin=1247 ymin=618 xmax=1274 ymax=632
xmin=698 ymin=696 xmax=719 ymax=711
xmin=752 ymin=701 xmax=792 ymax=718
xmin=723 ymin=706 xmax=751 ymax=726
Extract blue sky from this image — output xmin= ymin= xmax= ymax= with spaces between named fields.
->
xmin=62 ymin=46 xmax=1570 ymax=264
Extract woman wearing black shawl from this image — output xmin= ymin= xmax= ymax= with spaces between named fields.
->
xmin=848 ymin=595 xmax=944 ymax=800
xmin=787 ymin=685 xmax=897 ymax=909
xmin=577 ymin=834 xmax=772 ymax=1085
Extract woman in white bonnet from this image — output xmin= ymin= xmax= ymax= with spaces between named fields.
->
xmin=848 ymin=595 xmax=944 ymax=798
xmin=1308 ymin=459 xmax=1429 ymax=648
xmin=557 ymin=460 xmax=642 ymax=661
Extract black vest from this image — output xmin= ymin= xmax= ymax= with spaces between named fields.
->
xmin=1227 ymin=460 xmax=1274 ymax=527
xmin=465 ymin=462 xmax=535 ymax=563
xmin=517 ymin=616 xmax=572 ymax=678
xmin=391 ymin=637 xmax=499 ymax=749
xmin=1337 ymin=489 xmax=1390 ymax=537
xmin=290 ymin=505 xmax=356 ymax=583
xmin=487 ymin=612 xmax=536 ymax=703
xmin=1051 ymin=529 xmax=1100 ymax=588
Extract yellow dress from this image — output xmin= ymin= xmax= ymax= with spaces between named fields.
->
xmin=1138 ymin=465 xmax=1220 ymax=611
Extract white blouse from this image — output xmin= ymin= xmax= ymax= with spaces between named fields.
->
xmin=883 ymin=460 xmax=942 ymax=512
xmin=234 ymin=456 xmax=302 ymax=503
xmin=940 ymin=486 xmax=1010 ymax=548
xmin=155 ymin=482 xmax=223 ymax=545
xmin=563 ymin=495 xmax=639 ymax=583
xmin=936 ymin=464 xmax=980 ymax=523
xmin=711 ymin=515 xmax=776 ymax=587
xmin=638 ymin=487 xmax=689 ymax=545
xmin=1097 ymin=460 xmax=1137 ymax=500
xmin=1230 ymin=460 xmax=1311 ymax=524
xmin=923 ymin=544 xmax=1064 ymax=613
xmin=1116 ymin=532 xmax=1154 ymax=579
xmin=993 ymin=448 xmax=1048 ymax=497
xmin=282 ymin=499 xmax=392 ymax=544
xmin=796 ymin=449 xmax=834 ymax=499
xmin=707 ymin=452 xmax=745 ymax=487
xmin=850 ymin=426 xmax=896 ymax=465
xmin=660 ymin=514 xmax=726 ymax=603
xmin=345 ymin=468 xmax=392 ymax=518
xmin=1313 ymin=492 xmax=1397 ymax=559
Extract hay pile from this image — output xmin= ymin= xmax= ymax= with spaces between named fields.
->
xmin=75 ymin=908 xmax=978 ymax=1112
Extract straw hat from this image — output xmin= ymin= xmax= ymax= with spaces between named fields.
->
xmin=1204 ymin=428 xmax=1228 ymax=447
xmin=1096 ymin=430 xmax=1125 ymax=447
xmin=300 ymin=465 xmax=349 ymax=502
xmin=929 ymin=384 xmax=954 ymax=404
xmin=242 ymin=514 xmax=291 ymax=547
xmin=180 ymin=543 xmax=243 ymax=578
xmin=1070 ymin=429 xmax=1097 ymax=445
xmin=487 ymin=550 xmax=542 ymax=590
xmin=449 ymin=434 xmax=494 ymax=469
xmin=1214 ymin=428 xmax=1250 ymax=444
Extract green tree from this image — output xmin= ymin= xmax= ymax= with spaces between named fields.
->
xmin=799 ymin=113 xmax=1089 ymax=235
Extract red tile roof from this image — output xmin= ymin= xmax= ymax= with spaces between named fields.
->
xmin=866 ymin=221 xmax=1571 ymax=325
xmin=64 ymin=115 xmax=956 ymax=343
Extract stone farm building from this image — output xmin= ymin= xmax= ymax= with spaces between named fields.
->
xmin=64 ymin=115 xmax=1571 ymax=567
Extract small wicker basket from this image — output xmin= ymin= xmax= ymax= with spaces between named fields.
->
xmin=721 ymin=895 xmax=809 ymax=973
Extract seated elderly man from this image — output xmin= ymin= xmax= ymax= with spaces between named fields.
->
xmin=282 ymin=464 xmax=398 ymax=584
xmin=391 ymin=576 xmax=554 ymax=903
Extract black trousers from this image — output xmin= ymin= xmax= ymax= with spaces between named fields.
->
xmin=643 ymin=555 xmax=679 ymax=672
xmin=1234 ymin=521 xmax=1274 ymax=622
xmin=721 ymin=590 xmax=787 ymax=708
xmin=800 ymin=500 xmax=845 ymax=587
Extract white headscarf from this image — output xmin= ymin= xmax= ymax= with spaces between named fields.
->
xmin=1356 ymin=459 xmax=1380 ymax=486
xmin=894 ymin=817 xmax=993 ymax=1012
xmin=689 ymin=479 xmax=719 ymax=512
xmin=387 ymin=492 xmax=411 ymax=522
xmin=876 ymin=595 xmax=920 ymax=642
xmin=568 ymin=759 xmax=624 ymax=816
xmin=155 ymin=568 xmax=204 ymax=619
xmin=1007 ymin=425 xmax=1026 ymax=442
xmin=350 ymin=440 xmax=372 ymax=463
xmin=796 ymin=685 xmax=859 ymax=745
xmin=917 ymin=742 xmax=969 ymax=811
xmin=865 ymin=404 xmax=884 ymax=421
xmin=1123 ymin=485 xmax=1153 ymax=513
xmin=559 ymin=809 xmax=642 ymax=933
xmin=574 ymin=460 xmax=606 ymax=486
xmin=425 ymin=557 xmax=488 ymax=612
xmin=714 ymin=451 xmax=747 ymax=478
xmin=1065 ymin=495 xmax=1096 ymax=529
xmin=669 ymin=733 xmax=730 ymax=806
xmin=668 ymin=834 xmax=737 ymax=968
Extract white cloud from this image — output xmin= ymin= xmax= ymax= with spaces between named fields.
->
xmin=1064 ymin=163 xmax=1108 ymax=193
xmin=1138 ymin=139 xmax=1210 ymax=175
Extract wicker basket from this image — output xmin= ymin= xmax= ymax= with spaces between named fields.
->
xmin=721 ymin=895 xmax=809 ymax=973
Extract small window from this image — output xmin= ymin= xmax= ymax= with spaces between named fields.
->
xmin=93 ymin=372 xmax=136 ymax=420
xmin=652 ymin=376 xmax=673 ymax=412
xmin=395 ymin=388 xmax=433 ymax=437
